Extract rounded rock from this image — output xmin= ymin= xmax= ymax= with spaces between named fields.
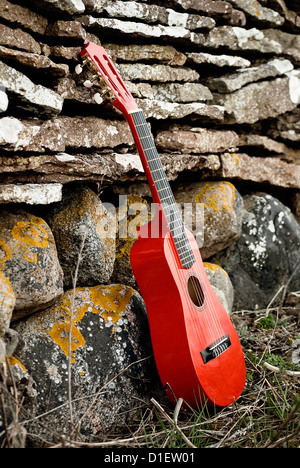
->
xmin=0 ymin=208 xmax=63 ymax=320
xmin=47 ymin=186 xmax=116 ymax=289
xmin=13 ymin=284 xmax=158 ymax=444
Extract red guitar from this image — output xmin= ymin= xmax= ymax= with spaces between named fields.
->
xmin=79 ymin=43 xmax=246 ymax=408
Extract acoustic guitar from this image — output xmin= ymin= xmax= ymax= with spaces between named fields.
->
xmin=79 ymin=42 xmax=246 ymax=408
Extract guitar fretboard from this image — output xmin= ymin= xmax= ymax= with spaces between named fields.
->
xmin=131 ymin=109 xmax=195 ymax=269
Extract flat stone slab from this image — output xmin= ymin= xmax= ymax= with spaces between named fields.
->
xmin=0 ymin=184 xmax=63 ymax=205
xmin=0 ymin=61 xmax=63 ymax=117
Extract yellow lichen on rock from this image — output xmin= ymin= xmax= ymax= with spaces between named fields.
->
xmin=45 ymin=290 xmax=89 ymax=363
xmin=90 ymin=284 xmax=135 ymax=318
xmin=0 ymin=239 xmax=12 ymax=270
xmin=49 ymin=322 xmax=85 ymax=360
xmin=0 ymin=209 xmax=63 ymax=318
xmin=7 ymin=355 xmax=27 ymax=373
xmin=204 ymin=262 xmax=229 ymax=277
xmin=11 ymin=215 xmax=49 ymax=249
xmin=45 ymin=285 xmax=136 ymax=363
xmin=0 ymin=270 xmax=16 ymax=330
xmin=196 ymin=181 xmax=236 ymax=212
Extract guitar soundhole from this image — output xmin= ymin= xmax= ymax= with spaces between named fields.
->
xmin=187 ymin=275 xmax=205 ymax=309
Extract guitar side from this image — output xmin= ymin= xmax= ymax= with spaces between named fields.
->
xmin=130 ymin=215 xmax=246 ymax=408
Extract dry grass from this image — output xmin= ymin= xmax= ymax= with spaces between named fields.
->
xmin=1 ymin=301 xmax=298 ymax=449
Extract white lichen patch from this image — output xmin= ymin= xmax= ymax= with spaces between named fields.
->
xmin=245 ymin=212 xmax=258 ymax=236
xmin=167 ymin=9 xmax=188 ymax=28
xmin=286 ymin=71 xmax=300 ymax=105
xmin=0 ymin=87 xmax=8 ymax=113
xmin=232 ymin=27 xmax=264 ymax=47
xmin=0 ymin=117 xmax=26 ymax=145
xmin=248 ymin=236 xmax=268 ymax=269
xmin=46 ymin=363 xmax=62 ymax=385
xmin=55 ymin=153 xmax=76 ymax=162
xmin=115 ymin=153 xmax=144 ymax=172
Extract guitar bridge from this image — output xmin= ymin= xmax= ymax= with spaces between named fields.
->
xmin=201 ymin=334 xmax=231 ymax=364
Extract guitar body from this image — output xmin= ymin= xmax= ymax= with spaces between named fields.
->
xmin=79 ymin=42 xmax=246 ymax=408
xmin=130 ymin=211 xmax=246 ymax=407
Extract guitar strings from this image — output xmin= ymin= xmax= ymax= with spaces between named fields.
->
xmin=132 ymin=110 xmax=225 ymax=342
xmin=132 ymin=110 xmax=223 ymax=337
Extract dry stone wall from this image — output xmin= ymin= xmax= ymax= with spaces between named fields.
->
xmin=0 ymin=0 xmax=300 ymax=445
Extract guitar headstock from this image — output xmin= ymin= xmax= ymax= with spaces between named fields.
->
xmin=79 ymin=42 xmax=138 ymax=115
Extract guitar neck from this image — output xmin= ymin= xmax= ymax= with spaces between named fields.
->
xmin=127 ymin=109 xmax=195 ymax=269
xmin=78 ymin=43 xmax=195 ymax=269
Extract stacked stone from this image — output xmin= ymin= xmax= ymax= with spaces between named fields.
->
xmin=0 ymin=0 xmax=299 ymax=444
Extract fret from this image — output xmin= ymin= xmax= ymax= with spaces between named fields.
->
xmin=143 ymin=146 xmax=157 ymax=151
xmin=181 ymin=252 xmax=195 ymax=263
xmin=176 ymin=243 xmax=190 ymax=253
xmin=140 ymin=135 xmax=152 ymax=140
xmin=147 ymin=157 xmax=160 ymax=163
xmin=168 ymin=214 xmax=183 ymax=224
xmin=181 ymin=259 xmax=195 ymax=269
xmin=157 ymin=187 xmax=172 ymax=199
xmin=173 ymin=230 xmax=186 ymax=238
xmin=166 ymin=216 xmax=182 ymax=227
xmin=136 ymin=127 xmax=150 ymax=134
xmin=156 ymin=184 xmax=171 ymax=194
xmin=159 ymin=195 xmax=174 ymax=203
xmin=182 ymin=252 xmax=195 ymax=261
xmin=163 ymin=201 xmax=179 ymax=212
xmin=147 ymin=154 xmax=160 ymax=163
xmin=151 ymin=168 xmax=164 ymax=175
xmin=154 ymin=176 xmax=167 ymax=182
xmin=179 ymin=254 xmax=194 ymax=267
xmin=174 ymin=239 xmax=189 ymax=250
xmin=148 ymin=163 xmax=162 ymax=170
xmin=167 ymin=213 xmax=182 ymax=226
xmin=172 ymin=226 xmax=186 ymax=237
xmin=167 ymin=223 xmax=183 ymax=235
xmin=146 ymin=155 xmax=161 ymax=166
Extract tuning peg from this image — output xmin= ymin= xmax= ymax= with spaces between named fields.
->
xmin=75 ymin=64 xmax=83 ymax=75
xmin=93 ymin=93 xmax=103 ymax=105
xmin=83 ymin=80 xmax=93 ymax=88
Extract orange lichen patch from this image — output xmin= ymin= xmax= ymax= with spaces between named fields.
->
xmin=254 ymin=1 xmax=261 ymax=16
xmin=229 ymin=152 xmax=239 ymax=163
xmin=0 ymin=240 xmax=12 ymax=270
xmin=7 ymin=355 xmax=27 ymax=372
xmin=89 ymin=285 xmax=136 ymax=335
xmin=196 ymin=182 xmax=236 ymax=212
xmin=49 ymin=322 xmax=85 ymax=363
xmin=11 ymin=216 xmax=48 ymax=249
xmin=204 ymin=262 xmax=228 ymax=277
xmin=0 ymin=271 xmax=15 ymax=311
xmin=90 ymin=284 xmax=135 ymax=321
xmin=45 ymin=292 xmax=89 ymax=363
xmin=54 ymin=294 xmax=86 ymax=319
xmin=24 ymin=250 xmax=38 ymax=263
xmin=46 ymin=285 xmax=135 ymax=363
